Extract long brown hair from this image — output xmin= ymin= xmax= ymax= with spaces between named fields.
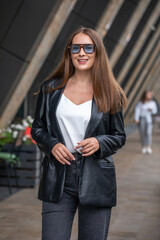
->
xmin=44 ymin=27 xmax=127 ymax=114
xmin=141 ymin=91 xmax=148 ymax=103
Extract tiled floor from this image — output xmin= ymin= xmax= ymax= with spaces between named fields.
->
xmin=0 ymin=186 xmax=20 ymax=202
xmin=0 ymin=127 xmax=160 ymax=240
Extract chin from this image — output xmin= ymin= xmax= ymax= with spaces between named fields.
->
xmin=75 ymin=65 xmax=93 ymax=72
xmin=77 ymin=68 xmax=92 ymax=72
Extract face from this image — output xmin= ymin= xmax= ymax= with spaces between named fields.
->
xmin=70 ymin=33 xmax=96 ymax=72
xmin=145 ymin=91 xmax=153 ymax=100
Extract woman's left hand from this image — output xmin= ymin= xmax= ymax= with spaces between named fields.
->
xmin=74 ymin=137 xmax=100 ymax=156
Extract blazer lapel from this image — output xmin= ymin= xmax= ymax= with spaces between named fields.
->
xmin=49 ymin=86 xmax=65 ymax=143
xmin=84 ymin=97 xmax=103 ymax=139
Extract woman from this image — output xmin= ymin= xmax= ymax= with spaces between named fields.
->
xmin=31 ymin=27 xmax=127 ymax=240
xmin=134 ymin=90 xmax=157 ymax=154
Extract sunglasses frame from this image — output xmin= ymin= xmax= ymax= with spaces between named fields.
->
xmin=68 ymin=44 xmax=96 ymax=54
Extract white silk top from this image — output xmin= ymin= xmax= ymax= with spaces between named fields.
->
xmin=56 ymin=93 xmax=92 ymax=153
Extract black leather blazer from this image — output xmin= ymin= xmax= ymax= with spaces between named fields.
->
xmin=31 ymin=78 xmax=126 ymax=207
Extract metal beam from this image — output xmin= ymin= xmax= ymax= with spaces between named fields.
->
xmin=150 ymin=70 xmax=160 ymax=101
xmin=95 ymin=0 xmax=125 ymax=38
xmin=110 ymin=0 xmax=151 ymax=67
xmin=153 ymin=80 xmax=160 ymax=103
xmin=148 ymin=66 xmax=160 ymax=92
xmin=124 ymin=26 xmax=160 ymax=95
xmin=0 ymin=0 xmax=77 ymax=128
xmin=125 ymin=42 xmax=160 ymax=115
xmin=152 ymin=80 xmax=160 ymax=94
xmin=117 ymin=1 xmax=160 ymax=85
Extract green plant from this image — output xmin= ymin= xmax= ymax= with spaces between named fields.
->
xmin=0 ymin=115 xmax=35 ymax=146
xmin=0 ymin=152 xmax=21 ymax=168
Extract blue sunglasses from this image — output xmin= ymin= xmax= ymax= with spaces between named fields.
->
xmin=68 ymin=44 xmax=96 ymax=54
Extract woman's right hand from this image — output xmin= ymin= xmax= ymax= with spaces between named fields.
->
xmin=51 ymin=143 xmax=75 ymax=165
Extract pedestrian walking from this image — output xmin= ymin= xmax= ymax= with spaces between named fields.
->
xmin=134 ymin=90 xmax=158 ymax=154
xmin=31 ymin=27 xmax=127 ymax=240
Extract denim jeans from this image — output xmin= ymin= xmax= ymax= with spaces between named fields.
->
xmin=139 ymin=117 xmax=153 ymax=146
xmin=42 ymin=152 xmax=112 ymax=240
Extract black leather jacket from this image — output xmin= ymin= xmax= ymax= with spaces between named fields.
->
xmin=31 ymin=78 xmax=126 ymax=207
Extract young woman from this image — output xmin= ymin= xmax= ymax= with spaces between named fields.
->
xmin=31 ymin=27 xmax=127 ymax=240
xmin=134 ymin=90 xmax=157 ymax=154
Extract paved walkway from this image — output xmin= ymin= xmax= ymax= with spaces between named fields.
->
xmin=0 ymin=126 xmax=160 ymax=240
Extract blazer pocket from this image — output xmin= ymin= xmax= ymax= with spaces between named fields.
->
xmin=79 ymin=158 xmax=116 ymax=207
xmin=98 ymin=158 xmax=115 ymax=168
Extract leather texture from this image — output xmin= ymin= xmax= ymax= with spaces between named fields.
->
xmin=31 ymin=77 xmax=126 ymax=207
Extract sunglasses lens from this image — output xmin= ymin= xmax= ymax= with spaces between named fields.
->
xmin=84 ymin=44 xmax=95 ymax=53
xmin=70 ymin=45 xmax=80 ymax=54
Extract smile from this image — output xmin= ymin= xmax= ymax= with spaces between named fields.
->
xmin=77 ymin=59 xmax=88 ymax=64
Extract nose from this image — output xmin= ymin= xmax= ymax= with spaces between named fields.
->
xmin=79 ymin=46 xmax=85 ymax=56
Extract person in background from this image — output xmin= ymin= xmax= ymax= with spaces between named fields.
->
xmin=134 ymin=90 xmax=158 ymax=154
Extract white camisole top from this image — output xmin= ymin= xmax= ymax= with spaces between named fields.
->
xmin=56 ymin=93 xmax=92 ymax=153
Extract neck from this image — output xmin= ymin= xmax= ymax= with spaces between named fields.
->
xmin=144 ymin=99 xmax=150 ymax=103
xmin=71 ymin=69 xmax=92 ymax=85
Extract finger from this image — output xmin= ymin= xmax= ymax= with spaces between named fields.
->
xmin=63 ymin=147 xmax=75 ymax=160
xmin=81 ymin=141 xmax=99 ymax=152
xmin=56 ymin=151 xmax=71 ymax=165
xmin=53 ymin=154 xmax=65 ymax=165
xmin=82 ymin=149 xmax=95 ymax=157
xmin=60 ymin=149 xmax=72 ymax=161
xmin=52 ymin=145 xmax=73 ymax=164
xmin=59 ymin=149 xmax=68 ymax=157
xmin=54 ymin=145 xmax=74 ymax=160
xmin=81 ymin=142 xmax=96 ymax=150
xmin=77 ymin=139 xmax=90 ymax=145
xmin=74 ymin=141 xmax=89 ymax=149
xmin=81 ymin=146 xmax=94 ymax=153
xmin=57 ymin=147 xmax=71 ymax=160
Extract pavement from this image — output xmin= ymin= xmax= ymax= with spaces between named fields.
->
xmin=0 ymin=125 xmax=160 ymax=240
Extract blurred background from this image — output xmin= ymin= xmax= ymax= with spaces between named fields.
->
xmin=0 ymin=0 xmax=160 ymax=127
xmin=0 ymin=0 xmax=160 ymax=239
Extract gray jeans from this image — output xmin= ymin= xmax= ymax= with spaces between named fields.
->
xmin=139 ymin=117 xmax=153 ymax=147
xmin=42 ymin=152 xmax=112 ymax=240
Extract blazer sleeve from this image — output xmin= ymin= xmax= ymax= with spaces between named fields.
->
xmin=93 ymin=111 xmax=126 ymax=159
xmin=30 ymin=83 xmax=61 ymax=158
